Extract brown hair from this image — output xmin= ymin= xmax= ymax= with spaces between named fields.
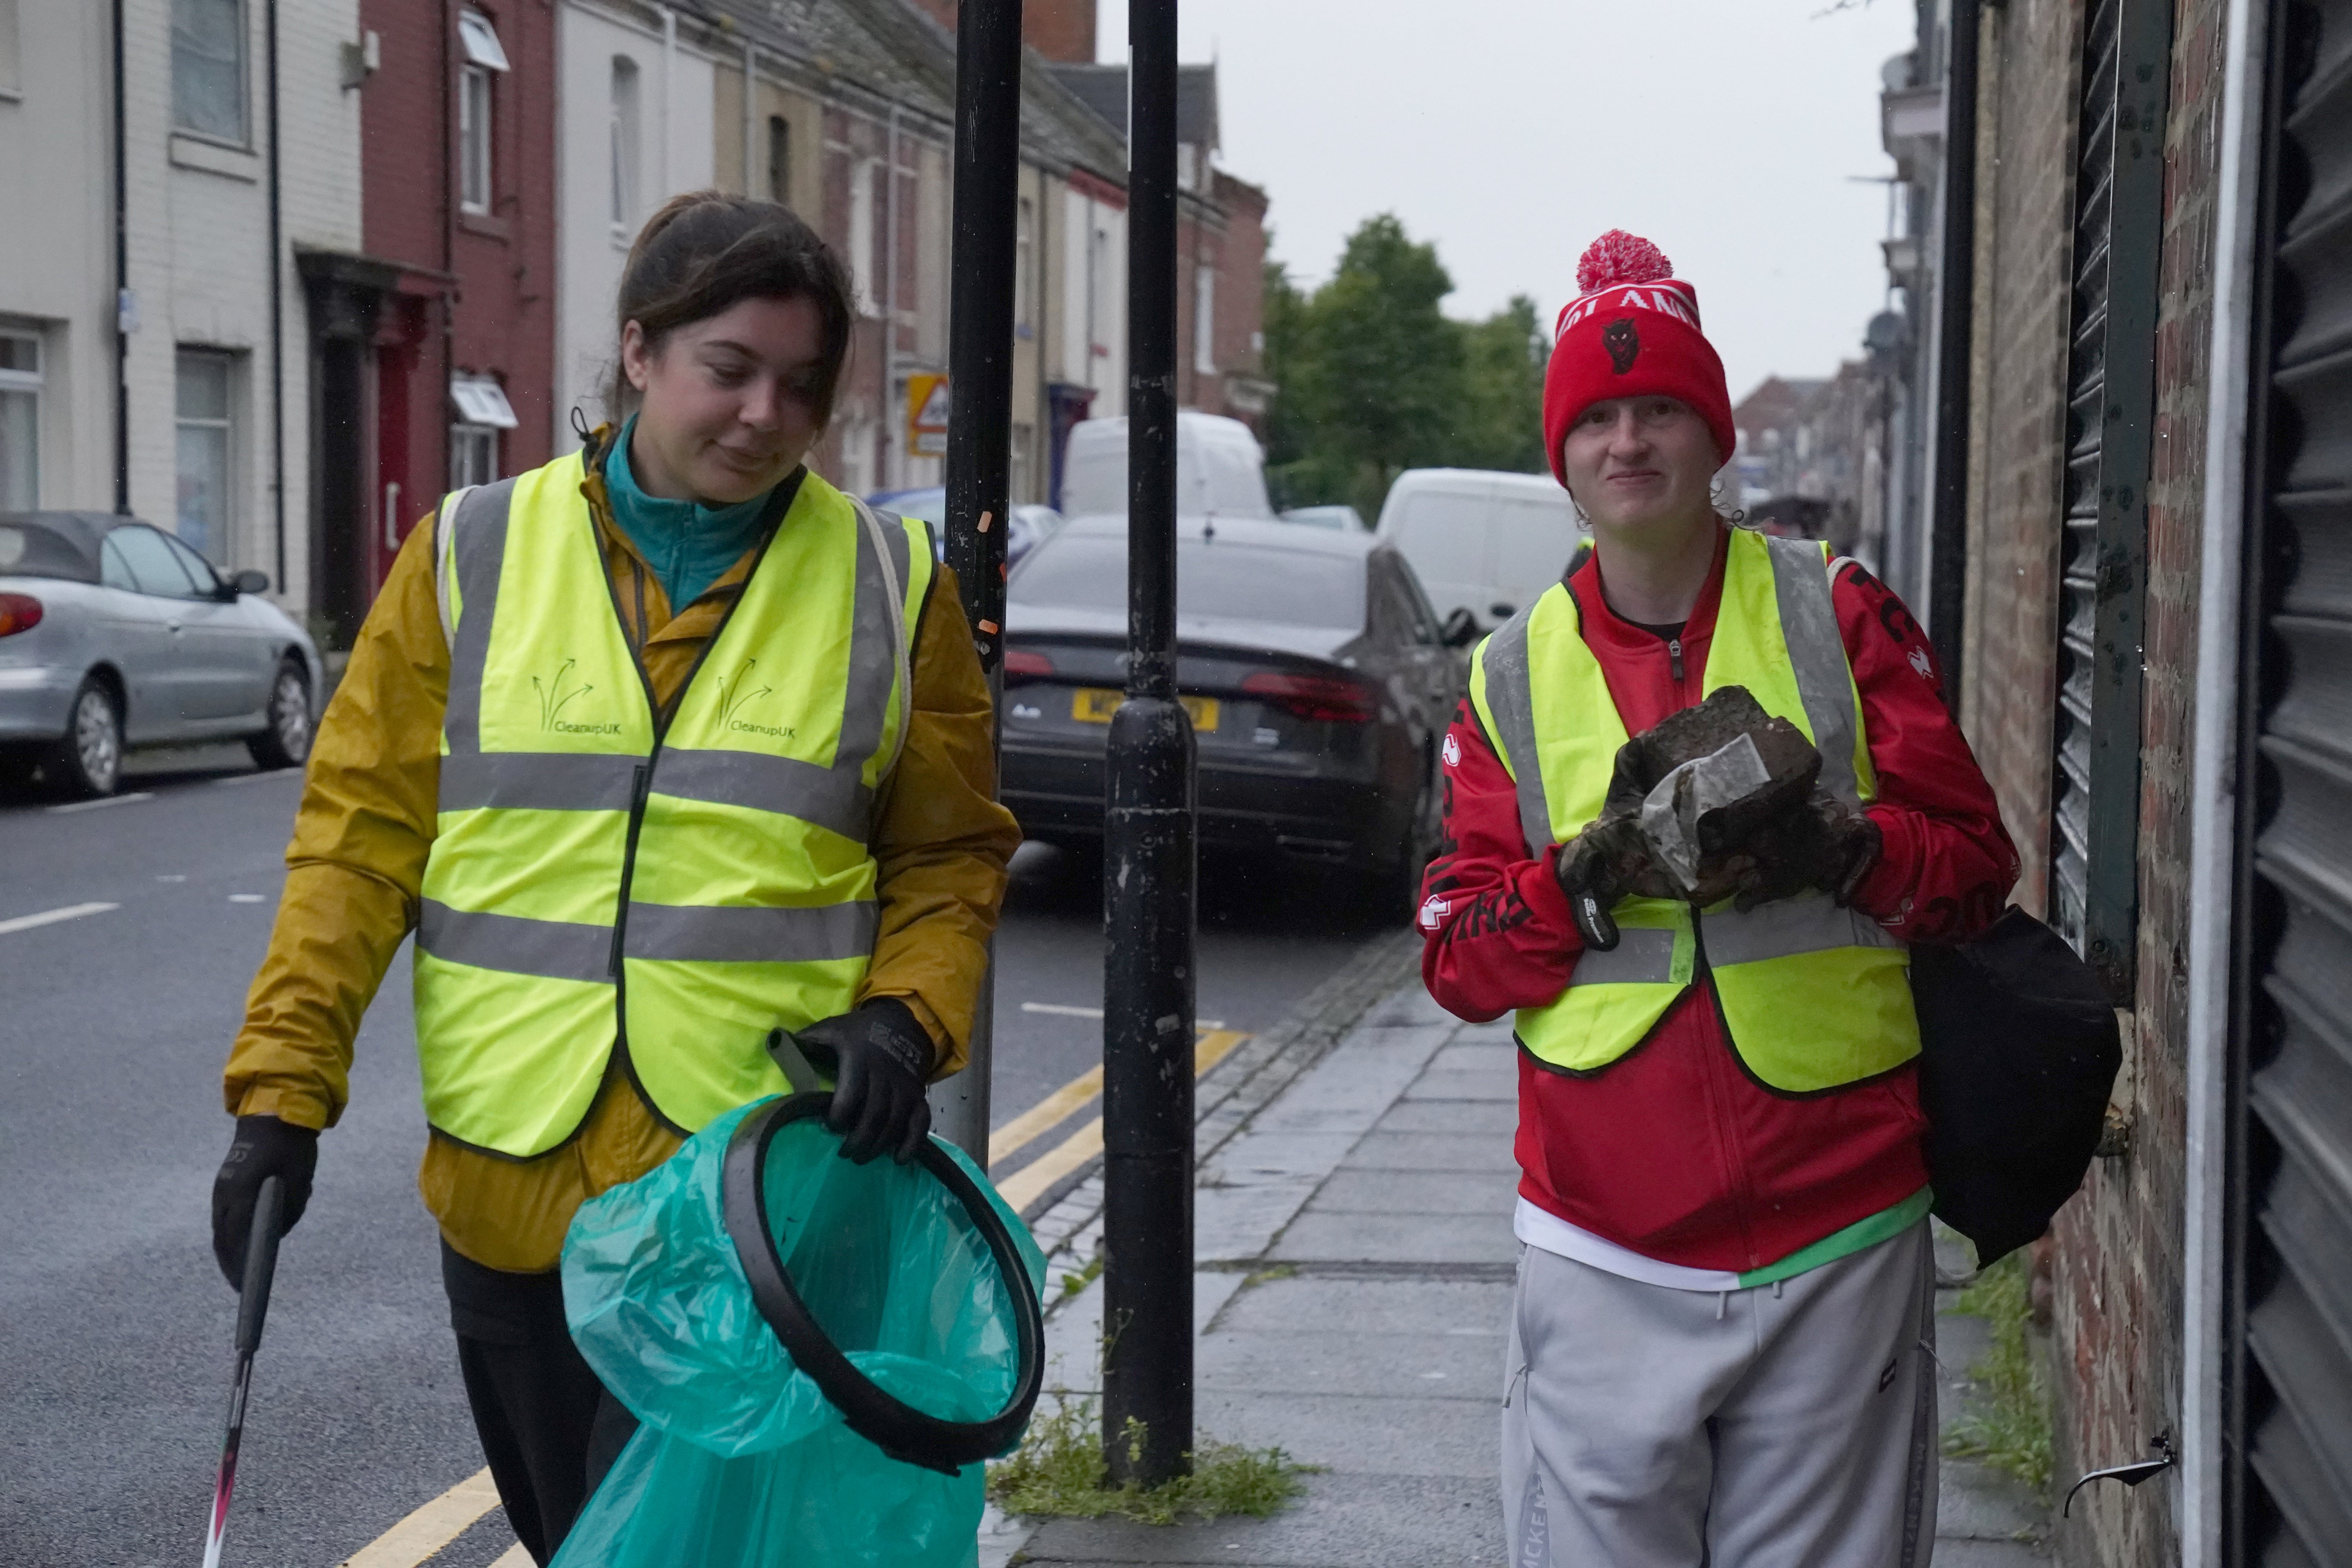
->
xmin=606 ymin=191 xmax=857 ymax=425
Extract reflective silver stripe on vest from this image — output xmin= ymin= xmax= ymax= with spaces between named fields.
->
xmin=835 ymin=506 xmax=914 ymax=773
xmin=440 ymin=479 xmax=520 ymax=758
xmin=1701 ymin=893 xmax=1898 ymax=967
xmin=438 ymin=751 xmax=640 ymax=812
xmin=648 ymin=749 xmax=873 ymax=842
xmin=1572 ymin=924 xmax=1679 ymax=985
xmin=1478 ymin=605 xmax=1553 ymax=859
xmin=1763 ymin=535 xmax=1858 ymax=806
xmin=621 ymin=900 xmax=879 ymax=964
xmin=417 ymin=898 xmax=613 ymax=983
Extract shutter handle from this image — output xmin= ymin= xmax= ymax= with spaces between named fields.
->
xmin=2062 ymin=1431 xmax=2175 ymax=1517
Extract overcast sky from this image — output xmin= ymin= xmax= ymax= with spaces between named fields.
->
xmin=1094 ymin=0 xmax=1920 ymax=402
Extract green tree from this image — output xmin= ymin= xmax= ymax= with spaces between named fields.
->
xmin=1264 ymin=216 xmax=1549 ymax=519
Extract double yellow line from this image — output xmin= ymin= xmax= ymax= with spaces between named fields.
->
xmin=987 ymin=1028 xmax=1248 ymax=1212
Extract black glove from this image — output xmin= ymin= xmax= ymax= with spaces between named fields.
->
xmin=211 ymin=1115 xmax=318 ymax=1289
xmin=792 ymin=998 xmax=936 ymax=1165
xmin=1730 ymin=791 xmax=1884 ymax=911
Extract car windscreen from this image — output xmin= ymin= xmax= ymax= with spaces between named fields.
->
xmin=0 ymin=521 xmax=98 ymax=583
xmin=1011 ymin=535 xmax=1365 ymax=630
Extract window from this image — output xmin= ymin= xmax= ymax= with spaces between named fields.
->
xmin=849 ymin=160 xmax=880 ymax=317
xmin=1011 ymin=535 xmax=1367 ymax=631
xmin=171 ymin=0 xmax=246 ymax=143
xmin=449 ymin=375 xmax=517 ymax=489
xmin=107 ymin=525 xmax=208 ymax=599
xmin=161 ymin=530 xmax=223 ymax=595
xmin=457 ymin=10 xmax=509 ymax=216
xmin=1015 ymin=197 xmax=1035 ymax=332
xmin=0 ymin=329 xmax=39 ymax=510
xmin=1011 ymin=421 xmax=1034 ymax=505
xmin=766 ymin=114 xmax=790 ymax=208
xmin=1193 ymin=265 xmax=1216 ymax=376
xmin=610 ymin=56 xmax=641 ymax=231
xmin=174 ymin=351 xmax=235 ymax=565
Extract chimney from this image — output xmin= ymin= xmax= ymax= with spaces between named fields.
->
xmin=905 ymin=0 xmax=1098 ymax=63
xmin=1022 ymin=0 xmax=1096 ymax=62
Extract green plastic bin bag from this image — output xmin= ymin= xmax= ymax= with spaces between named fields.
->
xmin=554 ymin=1096 xmax=1047 ymax=1568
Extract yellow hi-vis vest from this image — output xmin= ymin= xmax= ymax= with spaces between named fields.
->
xmin=412 ymin=453 xmax=933 ymax=1158
xmin=1468 ymin=528 xmax=1919 ymax=1094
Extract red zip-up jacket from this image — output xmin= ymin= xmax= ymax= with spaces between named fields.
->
xmin=1420 ymin=533 xmax=2018 ymax=1273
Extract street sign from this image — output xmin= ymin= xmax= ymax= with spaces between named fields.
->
xmin=907 ymin=373 xmax=950 ymax=459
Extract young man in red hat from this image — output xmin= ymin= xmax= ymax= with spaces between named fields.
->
xmin=1419 ymin=231 xmax=2018 ymax=1566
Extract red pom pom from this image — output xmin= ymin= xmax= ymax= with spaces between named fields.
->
xmin=1577 ymin=230 xmax=1674 ymax=294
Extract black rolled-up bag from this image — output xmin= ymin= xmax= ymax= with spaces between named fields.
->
xmin=1909 ymin=906 xmax=2123 ymax=1267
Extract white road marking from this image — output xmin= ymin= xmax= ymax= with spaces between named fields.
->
xmin=228 ymin=894 xmax=266 ymax=903
xmin=46 ymin=791 xmax=153 ymax=814
xmin=1020 ymin=1001 xmax=1225 ymax=1029
xmin=0 ymin=902 xmax=118 ymax=936
xmin=157 ymin=874 xmax=187 ymax=882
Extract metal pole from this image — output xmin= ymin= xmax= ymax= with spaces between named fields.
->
xmin=1102 ymin=0 xmax=1194 ymax=1489
xmin=933 ymin=0 xmax=1024 ymax=1163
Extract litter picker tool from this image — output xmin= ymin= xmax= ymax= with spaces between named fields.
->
xmin=201 ymin=1174 xmax=285 ymax=1568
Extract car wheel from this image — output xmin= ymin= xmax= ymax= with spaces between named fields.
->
xmin=47 ymin=678 xmax=123 ymax=799
xmin=247 ymin=659 xmax=313 ymax=770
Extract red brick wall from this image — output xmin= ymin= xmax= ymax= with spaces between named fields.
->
xmin=1963 ymin=0 xmax=2082 ymax=916
xmin=1213 ymin=171 xmax=1267 ymax=427
xmin=360 ymin=0 xmax=557 ymax=567
xmin=1966 ymin=1 xmax=2227 ymax=1563
xmin=2040 ymin=1 xmax=2224 ymax=1561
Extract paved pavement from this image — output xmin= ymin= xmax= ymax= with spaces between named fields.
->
xmin=0 ymin=743 xmax=1382 ymax=1568
xmin=993 ymin=977 xmax=2058 ymax=1567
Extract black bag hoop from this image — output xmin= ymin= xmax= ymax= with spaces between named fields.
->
xmin=720 ymin=1094 xmax=1045 ymax=1475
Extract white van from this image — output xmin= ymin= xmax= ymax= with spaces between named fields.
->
xmin=1059 ymin=411 xmax=1275 ymax=521
xmin=1374 ymin=468 xmax=1589 ymax=630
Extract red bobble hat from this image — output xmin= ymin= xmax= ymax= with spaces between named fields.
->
xmin=1542 ymin=230 xmax=1735 ymax=486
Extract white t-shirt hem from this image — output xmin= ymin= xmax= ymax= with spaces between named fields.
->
xmin=1514 ymin=1196 xmax=1742 ymax=1292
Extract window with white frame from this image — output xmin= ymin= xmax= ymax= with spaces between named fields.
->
xmin=610 ymin=56 xmax=641 ymax=232
xmin=457 ymin=10 xmax=509 ymax=216
xmin=1194 ymin=265 xmax=1216 ymax=376
xmin=449 ymin=374 xmax=517 ymax=489
xmin=0 ymin=328 xmax=40 ymax=510
xmin=175 ymin=350 xmax=236 ymax=565
xmin=849 ymin=160 xmax=881 ymax=318
xmin=171 ymin=0 xmax=247 ymax=143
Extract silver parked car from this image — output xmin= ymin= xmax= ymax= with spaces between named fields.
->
xmin=0 ymin=513 xmax=320 ymax=797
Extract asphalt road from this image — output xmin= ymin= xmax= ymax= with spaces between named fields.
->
xmin=0 ymin=743 xmax=1382 ymax=1568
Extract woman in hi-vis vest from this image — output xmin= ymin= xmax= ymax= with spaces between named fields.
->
xmin=209 ymin=194 xmax=1019 ymax=1564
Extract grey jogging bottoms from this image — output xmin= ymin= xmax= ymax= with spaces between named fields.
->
xmin=1501 ymin=1222 xmax=1939 ymax=1568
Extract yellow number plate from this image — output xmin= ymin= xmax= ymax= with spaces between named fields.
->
xmin=1071 ymin=687 xmax=1220 ymax=732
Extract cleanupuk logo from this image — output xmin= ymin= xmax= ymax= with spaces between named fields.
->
xmin=535 ymin=659 xmax=620 ymax=734
xmin=718 ymin=660 xmax=795 ymax=740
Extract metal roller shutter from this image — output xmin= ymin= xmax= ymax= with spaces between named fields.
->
xmin=2235 ymin=1 xmax=2352 ymax=1559
xmin=2051 ymin=0 xmax=2168 ymax=998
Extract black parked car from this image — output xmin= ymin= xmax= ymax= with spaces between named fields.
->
xmin=999 ymin=514 xmax=1474 ymax=916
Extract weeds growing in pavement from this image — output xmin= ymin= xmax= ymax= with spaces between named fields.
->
xmin=987 ymin=1393 xmax=1313 ymax=1525
xmin=1055 ymin=1252 xmax=1103 ymax=1304
xmin=1943 ymin=1250 xmax=2054 ymax=1494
